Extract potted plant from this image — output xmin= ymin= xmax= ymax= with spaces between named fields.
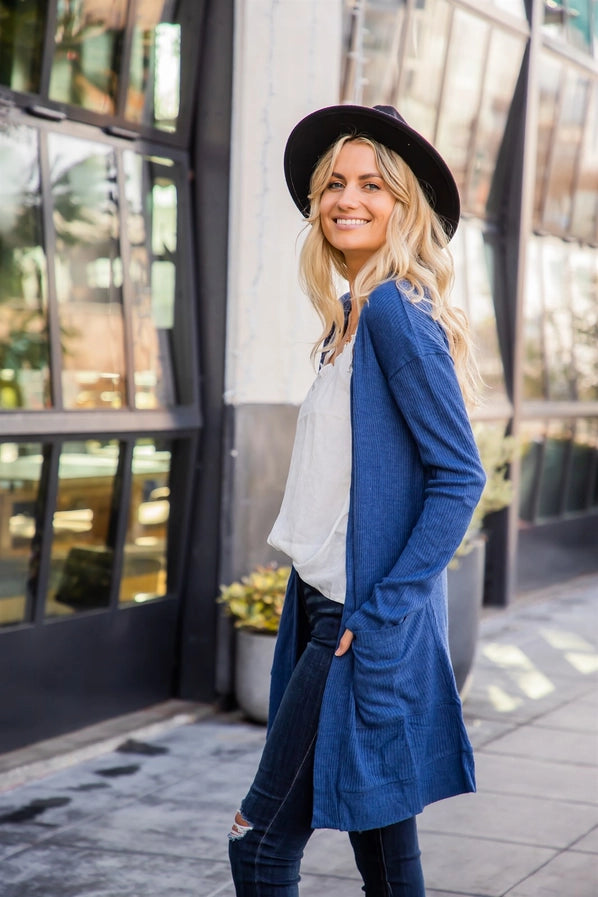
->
xmin=218 ymin=564 xmax=291 ymax=723
xmin=447 ymin=423 xmax=517 ymax=696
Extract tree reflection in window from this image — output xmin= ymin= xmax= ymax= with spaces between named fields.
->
xmin=124 ymin=152 xmax=177 ymax=409
xmin=49 ymin=134 xmax=126 ymax=409
xmin=0 ymin=123 xmax=50 ymax=410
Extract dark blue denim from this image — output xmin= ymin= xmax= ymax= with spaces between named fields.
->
xmin=228 ymin=576 xmax=426 ymax=896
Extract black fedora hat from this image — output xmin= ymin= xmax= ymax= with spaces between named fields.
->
xmin=284 ymin=104 xmax=460 ymax=239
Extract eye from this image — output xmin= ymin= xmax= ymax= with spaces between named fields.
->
xmin=327 ymin=180 xmax=344 ymax=191
xmin=364 ymin=182 xmax=381 ymax=191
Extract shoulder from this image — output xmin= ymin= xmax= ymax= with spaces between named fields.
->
xmin=361 ymin=279 xmax=449 ymax=368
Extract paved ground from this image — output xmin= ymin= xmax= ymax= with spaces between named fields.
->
xmin=0 ymin=574 xmax=596 ymax=896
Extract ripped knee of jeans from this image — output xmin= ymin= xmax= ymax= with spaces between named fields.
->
xmin=228 ymin=809 xmax=254 ymax=841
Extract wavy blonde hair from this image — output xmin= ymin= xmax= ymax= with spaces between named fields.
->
xmin=299 ymin=134 xmax=481 ymax=407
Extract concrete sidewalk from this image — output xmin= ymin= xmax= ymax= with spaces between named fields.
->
xmin=0 ymin=574 xmax=596 ymax=897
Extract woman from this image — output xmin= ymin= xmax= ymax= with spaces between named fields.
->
xmin=228 ymin=104 xmax=486 ymax=896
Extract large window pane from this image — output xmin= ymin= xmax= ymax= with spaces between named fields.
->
xmin=126 ymin=2 xmax=181 ymax=133
xmin=468 ymin=28 xmax=526 ymax=217
xmin=46 ymin=440 xmax=120 ymax=617
xmin=124 ymin=152 xmax=178 ymax=408
xmin=435 ymin=10 xmax=490 ymax=197
xmin=120 ymin=439 xmax=171 ymax=605
xmin=395 ymin=0 xmax=452 ymax=139
xmin=0 ymin=443 xmax=44 ymax=627
xmin=452 ymin=220 xmax=508 ymax=406
xmin=543 ymin=69 xmax=589 ymax=234
xmin=565 ymin=419 xmax=596 ymax=513
xmin=570 ymin=85 xmax=598 ymax=242
xmin=49 ymin=0 xmax=128 ymax=114
xmin=49 ymin=134 xmax=126 ymax=409
xmin=0 ymin=123 xmax=50 ymax=410
xmin=523 ymin=239 xmax=546 ymax=400
xmin=570 ymin=247 xmax=598 ymax=401
xmin=0 ymin=0 xmax=46 ymax=93
xmin=534 ymin=55 xmax=563 ymax=229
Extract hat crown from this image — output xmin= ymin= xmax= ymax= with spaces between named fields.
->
xmin=372 ymin=105 xmax=407 ymax=127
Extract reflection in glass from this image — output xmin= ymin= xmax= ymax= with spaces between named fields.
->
xmin=126 ymin=3 xmax=181 ymax=132
xmin=435 ymin=10 xmax=490 ymax=197
xmin=120 ymin=440 xmax=171 ymax=605
xmin=49 ymin=134 xmax=126 ymax=409
xmin=543 ymin=69 xmax=589 ymax=233
xmin=519 ymin=422 xmax=544 ymax=523
xmin=49 ymin=0 xmax=128 ymax=114
xmin=396 ymin=0 xmax=451 ymax=139
xmin=522 ymin=239 xmax=546 ymax=400
xmin=537 ymin=420 xmax=572 ymax=520
xmin=348 ymin=0 xmax=407 ymax=106
xmin=451 ymin=220 xmax=507 ymax=405
xmin=543 ymin=0 xmax=593 ymax=52
xmin=565 ymin=419 xmax=596 ymax=513
xmin=534 ymin=55 xmax=563 ymax=228
xmin=541 ymin=240 xmax=575 ymax=400
xmin=570 ymin=87 xmax=598 ymax=242
xmin=570 ymin=247 xmax=598 ymax=401
xmin=0 ymin=443 xmax=43 ymax=627
xmin=0 ymin=123 xmax=50 ymax=410
xmin=0 ymin=0 xmax=46 ymax=92
xmin=123 ymin=152 xmax=177 ymax=408
xmin=46 ymin=440 xmax=120 ymax=617
xmin=468 ymin=29 xmax=526 ymax=217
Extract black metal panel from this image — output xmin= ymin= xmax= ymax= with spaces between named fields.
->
xmin=176 ymin=0 xmax=234 ymax=702
xmin=0 ymin=598 xmax=178 ymax=753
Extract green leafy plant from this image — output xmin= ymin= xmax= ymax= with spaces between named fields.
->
xmin=453 ymin=423 xmax=517 ymax=564
xmin=218 ymin=564 xmax=291 ymax=633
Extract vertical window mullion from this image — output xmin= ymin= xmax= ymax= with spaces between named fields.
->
xmin=108 ymin=440 xmax=134 ymax=610
xmin=39 ymin=0 xmax=60 ymax=100
xmin=31 ymin=441 xmax=61 ymax=625
xmin=116 ymin=150 xmax=137 ymax=409
xmin=116 ymin=0 xmax=139 ymax=121
xmin=38 ymin=125 xmax=64 ymax=410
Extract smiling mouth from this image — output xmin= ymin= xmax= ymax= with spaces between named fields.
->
xmin=334 ymin=218 xmax=370 ymax=227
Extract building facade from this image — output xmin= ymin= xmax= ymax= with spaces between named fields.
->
xmin=0 ymin=0 xmax=596 ymax=751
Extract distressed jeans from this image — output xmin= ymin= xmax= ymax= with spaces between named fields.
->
xmin=228 ymin=576 xmax=426 ymax=896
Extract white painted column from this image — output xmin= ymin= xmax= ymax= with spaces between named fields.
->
xmin=226 ymin=0 xmax=343 ymax=407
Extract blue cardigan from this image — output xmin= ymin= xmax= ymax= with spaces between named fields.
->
xmin=268 ymin=279 xmax=486 ymax=831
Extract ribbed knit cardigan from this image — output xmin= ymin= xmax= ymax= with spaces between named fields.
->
xmin=268 ymin=279 xmax=486 ymax=832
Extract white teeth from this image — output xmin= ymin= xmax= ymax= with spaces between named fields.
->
xmin=336 ymin=218 xmax=368 ymax=225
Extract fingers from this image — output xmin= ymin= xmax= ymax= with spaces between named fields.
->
xmin=335 ymin=628 xmax=355 ymax=657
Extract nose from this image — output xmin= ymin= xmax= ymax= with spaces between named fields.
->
xmin=337 ymin=183 xmax=360 ymax=209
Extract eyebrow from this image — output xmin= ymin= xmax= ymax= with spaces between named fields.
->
xmin=330 ymin=171 xmax=383 ymax=181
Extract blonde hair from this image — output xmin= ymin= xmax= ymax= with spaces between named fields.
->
xmin=298 ymin=135 xmax=481 ymax=407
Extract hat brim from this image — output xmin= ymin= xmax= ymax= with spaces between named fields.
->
xmin=284 ymin=105 xmax=460 ymax=239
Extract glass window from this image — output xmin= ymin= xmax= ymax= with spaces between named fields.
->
xmin=534 ymin=54 xmax=563 ymax=229
xmin=543 ymin=69 xmax=590 ymax=234
xmin=351 ymin=0 xmax=407 ymax=106
xmin=522 ymin=239 xmax=547 ymax=400
xmin=120 ymin=439 xmax=171 ymax=605
xmin=570 ymin=246 xmax=598 ymax=401
xmin=49 ymin=0 xmax=128 ymax=114
xmin=0 ymin=123 xmax=50 ymax=410
xmin=570 ymin=85 xmax=598 ymax=242
xmin=537 ymin=420 xmax=572 ymax=520
xmin=0 ymin=0 xmax=46 ymax=93
xmin=435 ymin=10 xmax=490 ymax=197
xmin=49 ymin=134 xmax=126 ymax=409
xmin=543 ymin=0 xmax=594 ymax=53
xmin=395 ymin=0 xmax=452 ymax=139
xmin=46 ymin=440 xmax=121 ymax=617
xmin=123 ymin=152 xmax=178 ymax=408
xmin=468 ymin=28 xmax=526 ymax=217
xmin=565 ymin=419 xmax=596 ymax=513
xmin=541 ymin=240 xmax=576 ymax=400
xmin=518 ymin=421 xmax=545 ymax=523
xmin=126 ymin=2 xmax=181 ymax=132
xmin=451 ymin=219 xmax=508 ymax=406
xmin=0 ymin=443 xmax=44 ymax=627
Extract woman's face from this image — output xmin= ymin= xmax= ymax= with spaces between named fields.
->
xmin=319 ymin=141 xmax=396 ymax=277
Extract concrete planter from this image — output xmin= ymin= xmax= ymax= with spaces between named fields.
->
xmin=447 ymin=538 xmax=486 ymax=699
xmin=235 ymin=629 xmax=277 ymax=724
xmin=235 ymin=541 xmax=486 ymax=722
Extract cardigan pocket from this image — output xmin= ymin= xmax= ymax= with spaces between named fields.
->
xmin=351 ymin=623 xmax=406 ymax=728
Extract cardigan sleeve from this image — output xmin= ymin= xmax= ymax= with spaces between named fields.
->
xmin=344 ymin=307 xmax=486 ymax=632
